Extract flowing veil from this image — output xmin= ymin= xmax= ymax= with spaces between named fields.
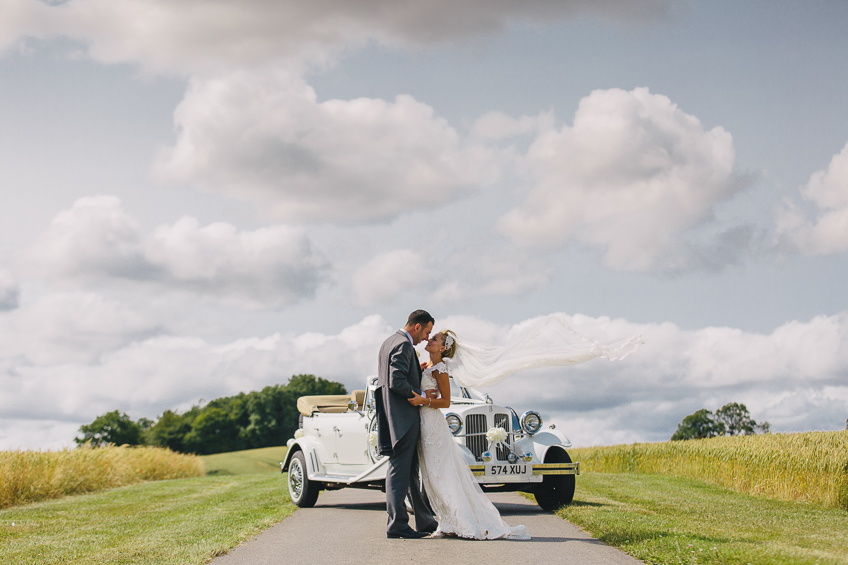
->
xmin=445 ymin=313 xmax=643 ymax=388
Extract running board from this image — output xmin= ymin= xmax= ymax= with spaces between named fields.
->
xmin=311 ymin=457 xmax=390 ymax=484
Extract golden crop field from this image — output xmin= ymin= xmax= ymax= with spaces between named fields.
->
xmin=0 ymin=444 xmax=204 ymax=509
xmin=571 ymin=430 xmax=848 ymax=509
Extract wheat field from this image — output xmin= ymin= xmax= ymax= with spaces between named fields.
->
xmin=0 ymin=444 xmax=204 ymax=509
xmin=571 ymin=430 xmax=848 ymax=509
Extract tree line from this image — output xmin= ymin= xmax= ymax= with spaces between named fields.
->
xmin=671 ymin=402 xmax=770 ymax=440
xmin=75 ymin=374 xmax=347 ymax=455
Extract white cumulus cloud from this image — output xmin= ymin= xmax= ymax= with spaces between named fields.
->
xmin=775 ymin=141 xmax=848 ymax=255
xmin=498 ymin=88 xmax=748 ymax=272
xmin=2 ymin=310 xmax=848 ymax=450
xmin=440 ymin=312 xmax=848 ymax=446
xmin=154 ymin=70 xmax=499 ymax=222
xmin=25 ymin=195 xmax=330 ymax=308
xmin=0 ymin=0 xmax=49 ymax=52
xmin=0 ymin=314 xmax=395 ymax=448
xmin=25 ymin=195 xmax=144 ymax=278
xmin=4 ymin=0 xmax=675 ymax=74
xmin=0 ymin=290 xmax=158 ymax=366
xmin=143 ymin=217 xmax=329 ymax=307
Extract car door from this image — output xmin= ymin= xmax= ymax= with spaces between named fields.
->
xmin=333 ymin=412 xmax=370 ymax=465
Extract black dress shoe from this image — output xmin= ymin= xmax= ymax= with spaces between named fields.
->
xmin=387 ymin=530 xmax=430 ymax=539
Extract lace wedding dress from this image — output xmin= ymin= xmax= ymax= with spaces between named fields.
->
xmin=417 ymin=362 xmax=530 ymax=540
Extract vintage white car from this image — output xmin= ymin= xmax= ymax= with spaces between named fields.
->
xmin=281 ymin=376 xmax=580 ymax=511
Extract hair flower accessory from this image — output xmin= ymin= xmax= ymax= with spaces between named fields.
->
xmin=444 ymin=333 xmax=455 ymax=350
xmin=485 ymin=426 xmax=508 ymax=446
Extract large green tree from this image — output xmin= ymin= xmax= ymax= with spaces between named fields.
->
xmin=670 ymin=409 xmax=725 ymax=441
xmin=77 ymin=374 xmax=347 ymax=454
xmin=75 ymin=410 xmax=144 ymax=447
xmin=241 ymin=385 xmax=288 ymax=449
xmin=714 ymin=402 xmax=757 ymax=436
xmin=671 ymin=403 xmax=770 ymax=440
xmin=143 ymin=409 xmax=193 ymax=452
xmin=184 ymin=402 xmax=245 ymax=454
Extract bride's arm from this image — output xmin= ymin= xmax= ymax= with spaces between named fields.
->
xmin=428 ymin=371 xmax=451 ymax=409
xmin=409 ymin=371 xmax=452 ymax=407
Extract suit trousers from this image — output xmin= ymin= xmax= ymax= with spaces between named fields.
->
xmin=385 ymin=422 xmax=438 ymax=534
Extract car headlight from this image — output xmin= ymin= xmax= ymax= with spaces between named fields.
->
xmin=520 ymin=411 xmax=543 ymax=435
xmin=445 ymin=413 xmax=462 ymax=435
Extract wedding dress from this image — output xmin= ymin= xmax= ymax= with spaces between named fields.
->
xmin=417 ymin=362 xmax=530 ymax=540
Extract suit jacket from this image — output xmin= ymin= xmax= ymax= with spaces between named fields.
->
xmin=376 ymin=330 xmax=423 ymax=456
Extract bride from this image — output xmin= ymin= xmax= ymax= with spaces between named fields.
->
xmin=407 ymin=316 xmax=642 ymax=539
xmin=407 ymin=330 xmax=530 ymax=540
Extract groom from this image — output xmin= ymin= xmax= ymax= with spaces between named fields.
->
xmin=376 ymin=309 xmax=439 ymax=539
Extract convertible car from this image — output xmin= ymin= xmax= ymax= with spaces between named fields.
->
xmin=281 ymin=376 xmax=579 ymax=511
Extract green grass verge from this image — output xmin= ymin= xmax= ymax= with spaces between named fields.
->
xmin=556 ymin=472 xmax=848 ymax=565
xmin=1 ymin=459 xmax=294 ymax=564
xmin=570 ymin=431 xmax=848 ymax=509
xmin=201 ymin=446 xmax=288 ymax=476
xmin=17 ymin=445 xmax=848 ymax=564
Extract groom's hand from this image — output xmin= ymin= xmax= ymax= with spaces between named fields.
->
xmin=424 ymin=389 xmax=439 ymax=399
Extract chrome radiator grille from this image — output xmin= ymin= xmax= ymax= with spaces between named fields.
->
xmin=465 ymin=414 xmax=487 ymax=461
xmin=494 ymin=413 xmax=510 ymax=461
xmin=463 ymin=412 xmax=511 ymax=462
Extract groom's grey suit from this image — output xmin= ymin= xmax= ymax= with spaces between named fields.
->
xmin=376 ymin=330 xmax=437 ymax=535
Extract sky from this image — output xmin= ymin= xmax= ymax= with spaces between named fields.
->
xmin=1 ymin=0 xmax=847 ymax=450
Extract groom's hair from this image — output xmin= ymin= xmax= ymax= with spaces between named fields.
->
xmin=407 ymin=309 xmax=434 ymax=327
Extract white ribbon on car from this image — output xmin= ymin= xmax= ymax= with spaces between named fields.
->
xmin=485 ymin=426 xmax=508 ymax=449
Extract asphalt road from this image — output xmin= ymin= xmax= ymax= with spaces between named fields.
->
xmin=212 ymin=488 xmax=644 ymax=564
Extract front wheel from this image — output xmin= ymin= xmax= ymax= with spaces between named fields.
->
xmin=288 ymin=451 xmax=320 ymax=507
xmin=534 ymin=448 xmax=575 ymax=511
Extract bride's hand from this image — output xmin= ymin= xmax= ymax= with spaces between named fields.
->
xmin=408 ymin=391 xmax=430 ymax=406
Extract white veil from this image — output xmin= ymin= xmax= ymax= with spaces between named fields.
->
xmin=445 ymin=313 xmax=643 ymax=388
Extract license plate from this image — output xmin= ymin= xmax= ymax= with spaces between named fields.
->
xmin=485 ymin=463 xmax=532 ymax=477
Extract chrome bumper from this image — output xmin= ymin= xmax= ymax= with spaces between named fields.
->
xmin=469 ymin=462 xmax=580 ymax=476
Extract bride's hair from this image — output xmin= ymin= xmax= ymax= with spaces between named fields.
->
xmin=440 ymin=330 xmax=458 ymax=359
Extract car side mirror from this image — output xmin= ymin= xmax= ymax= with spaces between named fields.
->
xmin=348 ymin=400 xmax=359 ymax=412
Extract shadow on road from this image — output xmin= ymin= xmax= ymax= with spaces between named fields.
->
xmin=316 ymin=500 xmax=386 ymax=511
xmin=492 ymin=502 xmax=548 ymax=516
